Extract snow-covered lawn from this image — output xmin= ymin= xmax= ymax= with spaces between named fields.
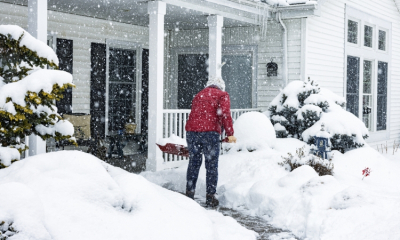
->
xmin=143 ymin=139 xmax=400 ymax=240
xmin=0 ymin=151 xmax=257 ymax=240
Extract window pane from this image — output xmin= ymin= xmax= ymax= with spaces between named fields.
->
xmin=362 ymin=60 xmax=373 ymax=130
xmin=346 ymin=56 xmax=360 ymax=116
xmin=379 ymin=30 xmax=386 ymax=51
xmin=109 ymin=48 xmax=136 ymax=83
xmin=364 ymin=25 xmax=373 ymax=48
xmin=363 ymin=60 xmax=372 ymax=94
xmin=348 ymin=20 xmax=358 ymax=44
xmin=377 ymin=61 xmax=388 ymax=131
xmin=362 ymin=95 xmax=372 ymax=130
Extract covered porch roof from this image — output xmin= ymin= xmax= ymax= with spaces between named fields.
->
xmin=0 ymin=0 xmax=319 ymax=29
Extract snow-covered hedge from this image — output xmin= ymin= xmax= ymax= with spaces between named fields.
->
xmin=279 ymin=146 xmax=334 ymax=176
xmin=268 ymin=78 xmax=368 ymax=153
xmin=0 ymin=25 xmax=75 ymax=168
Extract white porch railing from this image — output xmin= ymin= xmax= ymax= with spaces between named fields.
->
xmin=161 ymin=108 xmax=263 ymax=168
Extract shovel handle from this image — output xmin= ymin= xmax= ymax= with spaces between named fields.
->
xmin=221 ymin=137 xmax=230 ymax=143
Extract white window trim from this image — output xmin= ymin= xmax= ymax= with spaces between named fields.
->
xmin=344 ymin=5 xmax=392 ymax=143
xmin=105 ymin=39 xmax=146 ymax=136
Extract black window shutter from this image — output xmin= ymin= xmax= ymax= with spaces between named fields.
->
xmin=377 ymin=61 xmax=388 ymax=131
xmin=141 ymin=49 xmax=149 ymax=135
xmin=56 ymin=38 xmax=73 ymax=114
xmin=90 ymin=43 xmax=107 ymax=138
xmin=346 ymin=56 xmax=360 ymax=116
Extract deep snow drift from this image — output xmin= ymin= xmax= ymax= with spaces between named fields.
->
xmin=142 ymin=139 xmax=400 ymax=240
xmin=0 ymin=151 xmax=257 ymax=240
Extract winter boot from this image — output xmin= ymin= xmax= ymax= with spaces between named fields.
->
xmin=206 ymin=194 xmax=219 ymax=207
xmin=185 ymin=190 xmax=195 ymax=200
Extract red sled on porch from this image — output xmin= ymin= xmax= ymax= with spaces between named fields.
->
xmin=156 ymin=143 xmax=189 ymax=157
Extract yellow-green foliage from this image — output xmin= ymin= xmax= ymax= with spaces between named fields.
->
xmin=0 ymin=29 xmax=76 ymax=160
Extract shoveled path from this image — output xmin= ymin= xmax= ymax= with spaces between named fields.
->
xmin=179 ymin=192 xmax=298 ymax=240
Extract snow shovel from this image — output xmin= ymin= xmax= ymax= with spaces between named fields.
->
xmin=156 ymin=137 xmax=230 ymax=157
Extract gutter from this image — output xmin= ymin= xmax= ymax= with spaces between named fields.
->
xmin=278 ymin=12 xmax=288 ymax=85
xmin=276 ymin=3 xmax=318 ymax=11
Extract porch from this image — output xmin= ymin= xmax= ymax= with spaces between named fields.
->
xmin=1 ymin=0 xmax=319 ymax=171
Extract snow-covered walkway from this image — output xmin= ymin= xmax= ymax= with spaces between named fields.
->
xmin=142 ymin=138 xmax=400 ymax=240
xmin=187 ymin=194 xmax=298 ymax=240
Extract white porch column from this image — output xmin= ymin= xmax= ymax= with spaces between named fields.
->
xmin=147 ymin=1 xmax=166 ymax=171
xmin=207 ymin=15 xmax=223 ymax=79
xmin=27 ymin=0 xmax=47 ymax=156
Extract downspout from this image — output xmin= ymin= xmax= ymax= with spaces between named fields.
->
xmin=278 ymin=12 xmax=288 ymax=85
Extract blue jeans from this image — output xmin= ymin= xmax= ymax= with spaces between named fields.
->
xmin=186 ymin=131 xmax=220 ymax=195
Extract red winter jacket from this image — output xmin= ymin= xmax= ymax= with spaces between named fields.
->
xmin=185 ymin=86 xmax=234 ymax=136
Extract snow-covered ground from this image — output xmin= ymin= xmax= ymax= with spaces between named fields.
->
xmin=142 ymin=138 xmax=400 ymax=240
xmin=0 ymin=151 xmax=257 ymax=240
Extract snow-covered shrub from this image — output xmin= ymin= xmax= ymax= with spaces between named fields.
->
xmin=0 ymin=147 xmax=19 ymax=169
xmin=0 ymin=221 xmax=18 ymax=239
xmin=225 ymin=111 xmax=276 ymax=152
xmin=268 ymin=78 xmax=368 ymax=153
xmin=0 ymin=25 xmax=75 ymax=167
xmin=279 ymin=146 xmax=334 ymax=176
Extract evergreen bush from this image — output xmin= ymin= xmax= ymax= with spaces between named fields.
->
xmin=0 ymin=25 xmax=76 ymax=168
xmin=268 ymin=78 xmax=368 ymax=153
xmin=279 ymin=146 xmax=334 ymax=176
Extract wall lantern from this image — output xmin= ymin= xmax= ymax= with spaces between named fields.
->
xmin=267 ymin=59 xmax=278 ymax=77
xmin=363 ymin=106 xmax=372 ymax=114
xmin=312 ymin=123 xmax=331 ymax=159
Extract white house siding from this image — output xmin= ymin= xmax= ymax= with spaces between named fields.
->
xmin=167 ymin=18 xmax=302 ymax=110
xmin=0 ymin=2 xmax=149 ymax=114
xmin=306 ymin=0 xmax=400 ymax=146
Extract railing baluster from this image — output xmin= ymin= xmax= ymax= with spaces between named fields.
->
xmin=160 ymin=108 xmax=262 ymax=166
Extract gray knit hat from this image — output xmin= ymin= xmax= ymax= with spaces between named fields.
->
xmin=206 ymin=76 xmax=226 ymax=91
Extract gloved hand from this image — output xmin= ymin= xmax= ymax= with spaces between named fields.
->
xmin=227 ymin=136 xmax=237 ymax=143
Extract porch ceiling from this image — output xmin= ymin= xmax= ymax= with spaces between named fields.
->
xmin=1 ymin=0 xmax=258 ymax=30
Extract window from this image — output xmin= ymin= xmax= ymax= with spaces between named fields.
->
xmin=379 ymin=30 xmax=386 ymax=51
xmin=346 ymin=6 xmax=391 ymax=137
xmin=346 ymin=56 xmax=360 ymax=116
xmin=377 ymin=61 xmax=388 ymax=130
xmin=348 ymin=20 xmax=358 ymax=44
xmin=108 ymin=48 xmax=136 ymax=132
xmin=364 ymin=25 xmax=373 ymax=48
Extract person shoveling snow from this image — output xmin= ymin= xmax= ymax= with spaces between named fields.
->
xmin=184 ymin=76 xmax=237 ymax=207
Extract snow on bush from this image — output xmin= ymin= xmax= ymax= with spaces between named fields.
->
xmin=0 ymin=151 xmax=257 ymax=240
xmin=0 ymin=25 xmax=75 ymax=167
xmin=226 ymin=111 xmax=276 ymax=152
xmin=0 ymin=147 xmax=19 ymax=168
xmin=268 ymin=78 xmax=368 ymax=153
xmin=279 ymin=146 xmax=334 ymax=176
